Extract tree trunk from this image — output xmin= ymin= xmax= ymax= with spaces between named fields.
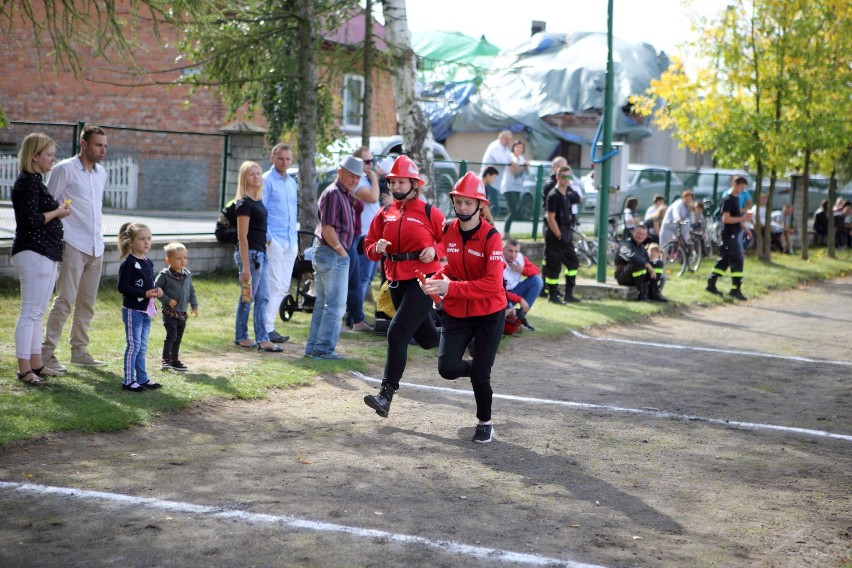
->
xmin=381 ymin=0 xmax=434 ymax=199
xmin=295 ymin=0 xmax=319 ymax=234
xmin=827 ymin=167 xmax=836 ymax=259
xmin=361 ymin=0 xmax=374 ymax=146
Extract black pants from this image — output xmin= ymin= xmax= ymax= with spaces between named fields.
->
xmin=615 ymin=260 xmax=664 ymax=292
xmin=543 ymin=233 xmax=579 ymax=282
xmin=502 ymin=191 xmax=521 ymax=236
xmin=438 ymin=309 xmax=505 ymax=423
xmin=162 ymin=315 xmax=186 ymax=360
xmin=384 ymin=278 xmax=440 ymax=389
xmin=712 ymin=233 xmax=744 ymax=283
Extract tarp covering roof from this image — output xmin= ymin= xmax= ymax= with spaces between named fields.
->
xmin=415 ymin=31 xmax=671 ymax=159
xmin=412 ymin=30 xmax=500 ymax=84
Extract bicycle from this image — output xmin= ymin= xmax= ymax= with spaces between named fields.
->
xmin=568 ymin=227 xmax=598 ymax=267
xmin=662 ymin=220 xmax=702 ymax=277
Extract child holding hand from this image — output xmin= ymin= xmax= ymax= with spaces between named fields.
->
xmin=155 ymin=242 xmax=198 ymax=372
xmin=117 ymin=222 xmax=163 ymax=392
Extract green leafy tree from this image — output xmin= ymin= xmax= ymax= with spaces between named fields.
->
xmin=640 ymin=0 xmax=851 ymax=260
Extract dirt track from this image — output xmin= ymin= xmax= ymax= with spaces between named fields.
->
xmin=1 ymin=277 xmax=850 ymax=567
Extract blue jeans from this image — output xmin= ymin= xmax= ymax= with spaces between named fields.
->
xmin=234 ymin=249 xmax=269 ymax=344
xmin=345 ymin=239 xmax=364 ymax=325
xmin=508 ymin=275 xmax=544 ymax=310
xmin=306 ymin=245 xmax=349 ymax=356
xmin=122 ymin=307 xmax=151 ymax=385
xmin=358 ymin=253 xmax=379 ymax=308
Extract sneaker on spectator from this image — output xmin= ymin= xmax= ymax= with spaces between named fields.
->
xmin=161 ymin=359 xmax=173 ymax=370
xmin=70 ymin=352 xmax=107 ymax=367
xmin=268 ymin=330 xmax=290 ymax=343
xmin=42 ymin=354 xmax=68 ymax=373
xmin=171 ymin=359 xmax=188 ymax=372
xmin=352 ymin=321 xmax=374 ymax=333
xmin=312 ymin=352 xmax=346 ymax=360
xmin=472 ymin=424 xmax=495 ymax=444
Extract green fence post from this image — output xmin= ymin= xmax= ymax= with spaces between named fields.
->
xmin=72 ymin=121 xmax=85 ymax=156
xmin=664 ymin=170 xmax=672 ymax=203
xmin=531 ymin=163 xmax=544 ymax=240
xmin=459 ymin=160 xmax=467 ymax=177
xmin=712 ymin=173 xmax=719 ymax=205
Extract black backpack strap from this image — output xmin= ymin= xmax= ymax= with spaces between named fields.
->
xmin=425 ymin=203 xmax=432 ymax=220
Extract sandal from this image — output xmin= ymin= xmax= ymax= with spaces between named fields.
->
xmin=32 ymin=366 xmax=59 ymax=378
xmin=17 ymin=370 xmax=48 ymax=386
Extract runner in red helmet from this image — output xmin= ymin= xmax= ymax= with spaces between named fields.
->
xmin=419 ymin=172 xmax=506 ymax=444
xmin=363 ymin=155 xmax=446 ymax=419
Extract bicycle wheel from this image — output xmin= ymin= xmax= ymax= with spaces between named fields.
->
xmin=664 ymin=241 xmax=687 ymax=277
xmin=574 ymin=246 xmax=593 ymax=268
xmin=687 ymin=241 xmax=702 ymax=272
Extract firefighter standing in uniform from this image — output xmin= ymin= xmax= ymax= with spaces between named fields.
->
xmin=420 ymin=172 xmax=506 ymax=444
xmin=363 ymin=156 xmax=446 ymax=418
xmin=706 ymin=176 xmax=752 ymax=300
xmin=543 ymin=165 xmax=581 ymax=304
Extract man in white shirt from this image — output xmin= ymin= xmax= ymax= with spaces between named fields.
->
xmin=43 ymin=125 xmax=109 ymax=371
xmin=479 ymin=130 xmax=513 ymax=191
xmin=262 ymin=143 xmax=298 ymax=344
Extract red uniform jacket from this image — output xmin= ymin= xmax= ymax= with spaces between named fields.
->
xmin=365 ymin=198 xmax=445 ymax=282
xmin=433 ymin=219 xmax=506 ymax=318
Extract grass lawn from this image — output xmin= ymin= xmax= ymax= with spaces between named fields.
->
xmin=1 ymin=248 xmax=849 ymax=446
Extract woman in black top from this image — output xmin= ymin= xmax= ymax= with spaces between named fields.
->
xmin=11 ymin=133 xmax=71 ymax=385
xmin=233 ymin=161 xmax=279 ymax=352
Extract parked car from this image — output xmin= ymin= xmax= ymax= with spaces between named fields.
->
xmin=622 ymin=164 xmax=684 ymax=213
xmin=681 ymin=168 xmax=753 ymax=208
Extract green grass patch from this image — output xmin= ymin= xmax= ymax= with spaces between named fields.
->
xmin=1 ymin=250 xmax=849 ymax=446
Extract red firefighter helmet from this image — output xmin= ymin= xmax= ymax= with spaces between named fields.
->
xmin=449 ymin=171 xmax=489 ymax=205
xmin=385 ymin=155 xmax=425 ymax=187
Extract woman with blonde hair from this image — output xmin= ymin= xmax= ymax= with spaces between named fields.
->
xmin=11 ymin=133 xmax=70 ymax=386
xmin=233 ymin=161 xmax=280 ymax=352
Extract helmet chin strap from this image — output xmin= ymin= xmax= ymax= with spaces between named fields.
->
xmin=454 ymin=202 xmax=480 ymax=222
xmin=392 ymin=186 xmax=416 ymax=202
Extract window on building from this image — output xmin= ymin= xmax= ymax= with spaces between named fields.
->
xmin=342 ymin=74 xmax=365 ymax=130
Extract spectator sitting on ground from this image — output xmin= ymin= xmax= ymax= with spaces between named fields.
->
xmin=770 ymin=202 xmax=795 ymax=253
xmin=614 ymin=225 xmax=667 ymax=302
xmin=813 ymin=200 xmax=829 ymax=245
xmin=502 ymin=238 xmax=544 ymax=331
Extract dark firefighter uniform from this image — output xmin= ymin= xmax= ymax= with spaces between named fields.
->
xmin=543 ymin=185 xmax=581 ymax=303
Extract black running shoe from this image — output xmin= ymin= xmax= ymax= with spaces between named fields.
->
xmin=472 ymin=424 xmax=495 ymax=444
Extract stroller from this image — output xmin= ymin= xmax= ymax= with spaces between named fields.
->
xmin=278 ymin=230 xmax=320 ymax=322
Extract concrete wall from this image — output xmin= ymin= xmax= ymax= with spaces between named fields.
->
xmin=0 ymin=237 xmax=237 ymax=281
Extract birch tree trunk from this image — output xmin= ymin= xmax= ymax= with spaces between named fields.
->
xmin=381 ymin=0 xmax=434 ymax=199
xmin=295 ymin=0 xmax=319 ymax=233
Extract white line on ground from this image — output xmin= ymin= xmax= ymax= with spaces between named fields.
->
xmin=351 ymin=373 xmax=852 ymax=443
xmin=0 ymin=481 xmax=604 ymax=568
xmin=570 ymin=330 xmax=852 ymax=367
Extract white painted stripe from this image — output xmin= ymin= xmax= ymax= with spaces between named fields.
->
xmin=571 ymin=330 xmax=852 ymax=367
xmin=351 ymin=373 xmax=852 ymax=442
xmin=0 ymin=482 xmax=604 ymax=568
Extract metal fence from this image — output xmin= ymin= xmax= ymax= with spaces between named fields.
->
xmin=0 ymin=121 xmax=226 ymax=240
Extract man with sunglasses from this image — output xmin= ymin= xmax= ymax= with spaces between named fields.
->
xmin=543 ymin=166 xmax=582 ymax=304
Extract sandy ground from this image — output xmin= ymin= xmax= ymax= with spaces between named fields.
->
xmin=1 ymin=277 xmax=850 ymax=567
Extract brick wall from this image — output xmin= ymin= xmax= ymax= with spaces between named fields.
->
xmin=0 ymin=2 xmax=398 ymax=138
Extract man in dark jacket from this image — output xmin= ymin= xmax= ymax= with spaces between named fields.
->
xmin=615 ymin=225 xmax=667 ymax=302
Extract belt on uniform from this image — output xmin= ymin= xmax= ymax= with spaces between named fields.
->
xmin=387 ymin=250 xmax=422 ymax=261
